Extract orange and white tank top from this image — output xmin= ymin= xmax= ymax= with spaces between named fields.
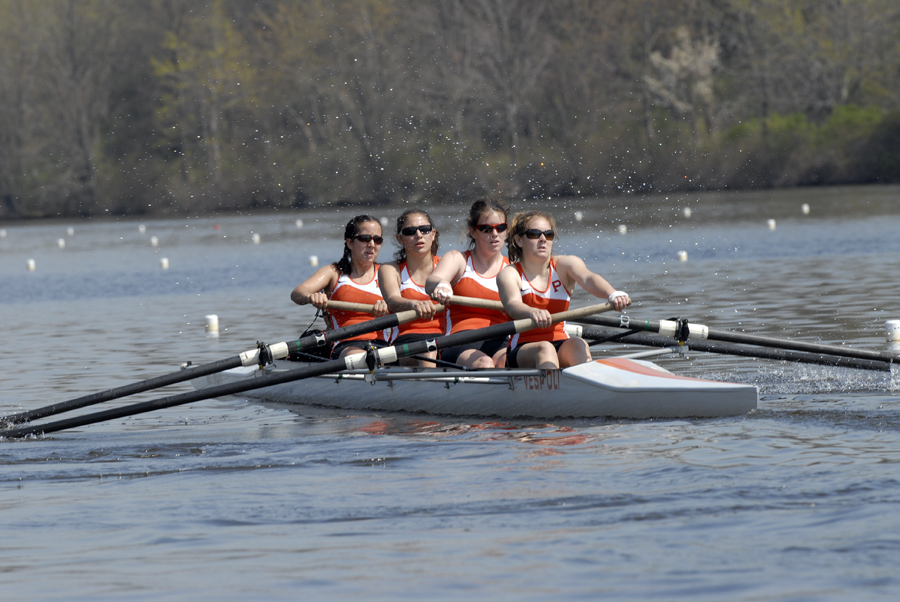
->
xmin=447 ymin=251 xmax=509 ymax=334
xmin=327 ymin=267 xmax=390 ymax=342
xmin=509 ymin=259 xmax=570 ymax=350
xmin=396 ymin=257 xmax=446 ymax=337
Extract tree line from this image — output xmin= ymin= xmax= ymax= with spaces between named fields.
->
xmin=1 ymin=0 xmax=898 ymax=219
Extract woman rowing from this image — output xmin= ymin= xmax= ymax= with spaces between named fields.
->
xmin=290 ymin=215 xmax=390 ymax=359
xmin=496 ymin=211 xmax=630 ymax=369
xmin=426 ymin=199 xmax=510 ymax=369
xmin=378 ymin=209 xmax=444 ymax=367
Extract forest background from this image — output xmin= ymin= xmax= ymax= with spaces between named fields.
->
xmin=1 ymin=0 xmax=898 ymax=219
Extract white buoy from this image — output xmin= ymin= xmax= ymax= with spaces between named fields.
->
xmin=57 ymin=238 xmax=66 ymax=249
xmin=150 ymin=235 xmax=159 ymax=247
xmin=886 ymin=320 xmax=900 ymax=342
xmin=295 ymin=219 xmax=304 ymax=229
xmin=309 ymin=255 xmax=319 ymax=267
xmin=160 ymin=257 xmax=169 ymax=269
xmin=683 ymin=207 xmax=692 ymax=218
xmin=138 ymin=224 xmax=146 ymax=234
xmin=0 ymin=228 xmax=6 ymax=238
xmin=677 ymin=250 xmax=688 ymax=262
xmin=887 ymin=320 xmax=900 ymax=353
xmin=767 ymin=219 xmax=777 ymax=231
xmin=67 ymin=227 xmax=74 ymax=236
xmin=26 ymin=258 xmax=36 ymax=271
xmin=617 ymin=224 xmax=628 ymax=235
xmin=801 ymin=203 xmax=810 ymax=215
xmin=380 ymin=217 xmax=389 ymax=227
xmin=251 ymin=232 xmax=261 ymax=245
xmin=574 ymin=210 xmax=584 ymax=222
xmin=205 ymin=314 xmax=219 ymax=334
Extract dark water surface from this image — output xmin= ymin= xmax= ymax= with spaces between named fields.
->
xmin=3 ymin=186 xmax=900 ymax=601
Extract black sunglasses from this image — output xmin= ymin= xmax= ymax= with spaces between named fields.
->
xmin=400 ymin=225 xmax=434 ymax=236
xmin=353 ymin=234 xmax=384 ymax=244
xmin=523 ymin=229 xmax=555 ymax=241
xmin=477 ymin=223 xmax=508 ymax=234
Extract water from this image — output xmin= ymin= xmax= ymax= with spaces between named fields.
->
xmin=2 ymin=185 xmax=900 ymax=600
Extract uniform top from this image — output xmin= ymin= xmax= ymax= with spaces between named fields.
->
xmin=447 ymin=251 xmax=510 ymax=334
xmin=395 ymin=256 xmax=447 ymax=337
xmin=508 ymin=259 xmax=570 ymax=350
xmin=327 ymin=267 xmax=391 ymax=343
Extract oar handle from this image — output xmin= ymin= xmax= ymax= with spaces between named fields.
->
xmin=448 ymin=296 xmax=505 ymax=311
xmin=327 ymin=300 xmax=454 ymax=315
xmin=324 ymin=300 xmax=379 ymax=314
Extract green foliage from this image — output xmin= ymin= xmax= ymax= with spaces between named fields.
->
xmin=0 ymin=0 xmax=898 ymax=219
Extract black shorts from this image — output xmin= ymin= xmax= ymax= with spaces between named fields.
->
xmin=330 ymin=339 xmax=388 ymax=360
xmin=392 ymin=332 xmax=442 ymax=347
xmin=507 ymin=339 xmax=566 ymax=369
xmin=441 ymin=336 xmax=509 ymax=365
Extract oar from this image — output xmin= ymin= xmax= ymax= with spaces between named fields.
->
xmin=1 ymin=306 xmax=442 ymax=426
xmin=579 ymin=326 xmax=893 ymax=372
xmin=0 ymin=302 xmax=613 ymax=439
xmin=576 ymin=314 xmax=900 ymax=364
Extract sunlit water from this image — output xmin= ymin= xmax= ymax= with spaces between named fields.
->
xmin=2 ymin=185 xmax=900 ymax=601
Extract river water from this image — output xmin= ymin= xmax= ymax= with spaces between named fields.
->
xmin=2 ymin=185 xmax=900 ymax=601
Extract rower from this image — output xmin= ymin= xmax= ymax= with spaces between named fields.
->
xmin=290 ymin=215 xmax=391 ymax=359
xmin=496 ymin=210 xmax=630 ymax=369
xmin=378 ymin=209 xmax=445 ymax=367
xmin=426 ymin=199 xmax=511 ymax=369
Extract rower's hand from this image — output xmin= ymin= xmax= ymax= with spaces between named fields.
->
xmin=412 ymin=299 xmax=436 ymax=321
xmin=431 ymin=282 xmax=453 ymax=305
xmin=529 ymin=308 xmax=552 ymax=329
xmin=608 ymin=291 xmax=630 ymax=312
xmin=308 ymin=291 xmax=329 ymax=310
xmin=372 ymin=300 xmax=390 ymax=317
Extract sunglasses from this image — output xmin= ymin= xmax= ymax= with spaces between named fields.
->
xmin=400 ymin=224 xmax=434 ymax=236
xmin=476 ymin=223 xmax=508 ymax=234
xmin=523 ymin=229 xmax=556 ymax=241
xmin=352 ymin=234 xmax=384 ymax=244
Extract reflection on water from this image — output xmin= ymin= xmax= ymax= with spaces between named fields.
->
xmin=3 ymin=185 xmax=900 ymax=600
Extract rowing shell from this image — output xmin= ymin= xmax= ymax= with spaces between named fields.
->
xmin=191 ymin=357 xmax=757 ymax=419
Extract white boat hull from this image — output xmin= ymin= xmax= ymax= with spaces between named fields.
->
xmin=193 ymin=357 xmax=757 ymax=419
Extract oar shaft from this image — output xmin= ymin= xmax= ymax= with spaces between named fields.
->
xmin=581 ymin=327 xmax=892 ymax=372
xmin=448 ymin=296 xmax=505 ymax=311
xmin=577 ymin=315 xmax=899 ymax=363
xmin=1 ymin=356 xmax=243 ymax=425
xmin=323 ymin=300 xmax=379 ymax=313
xmin=4 ymin=307 xmax=438 ymax=426
xmin=2 ymin=303 xmax=612 ymax=439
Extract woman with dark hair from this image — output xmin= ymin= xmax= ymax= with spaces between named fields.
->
xmin=425 ymin=199 xmax=510 ymax=369
xmin=291 ymin=215 xmax=390 ymax=359
xmin=497 ymin=210 xmax=630 ymax=369
xmin=378 ymin=209 xmax=444 ymax=366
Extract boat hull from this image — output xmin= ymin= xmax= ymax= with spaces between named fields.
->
xmin=193 ymin=358 xmax=757 ymax=419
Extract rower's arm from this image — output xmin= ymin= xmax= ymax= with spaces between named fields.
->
xmin=557 ymin=255 xmax=630 ymax=310
xmin=496 ymin=265 xmax=530 ymax=319
xmin=378 ymin=263 xmax=408 ymax=311
xmin=425 ymin=250 xmax=465 ymax=299
xmin=291 ymin=264 xmax=339 ymax=308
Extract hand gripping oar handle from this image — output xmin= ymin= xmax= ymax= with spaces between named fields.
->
xmin=576 ymin=315 xmax=900 ymax=364
xmin=1 ymin=306 xmax=441 ymax=426
xmin=0 ymin=303 xmax=610 ymax=439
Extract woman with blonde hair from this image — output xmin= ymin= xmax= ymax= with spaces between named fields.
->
xmin=496 ymin=210 xmax=630 ymax=369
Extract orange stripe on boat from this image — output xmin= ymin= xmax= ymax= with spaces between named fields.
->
xmin=594 ymin=358 xmax=720 ymax=382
